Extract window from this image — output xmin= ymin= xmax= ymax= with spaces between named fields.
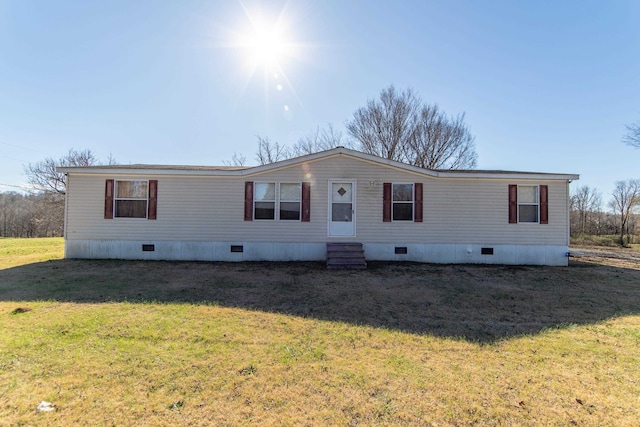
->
xmin=383 ymin=182 xmax=423 ymax=222
xmin=115 ymin=180 xmax=148 ymax=218
xmin=254 ymin=182 xmax=276 ymax=220
xmin=279 ymin=183 xmax=301 ymax=220
xmin=392 ymin=183 xmax=414 ymax=221
xmin=508 ymin=184 xmax=548 ymax=224
xmin=518 ymin=185 xmax=538 ymax=223
xmin=105 ymin=179 xmax=156 ymax=220
xmin=245 ymin=181 xmax=310 ymax=222
xmin=253 ymin=182 xmax=302 ymax=221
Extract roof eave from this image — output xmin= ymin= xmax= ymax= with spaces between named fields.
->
xmin=56 ymin=146 xmax=579 ymax=181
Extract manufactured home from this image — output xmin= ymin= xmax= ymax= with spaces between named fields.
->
xmin=58 ymin=147 xmax=578 ymax=266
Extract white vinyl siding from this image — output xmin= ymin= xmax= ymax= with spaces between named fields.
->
xmin=64 ymin=155 xmax=570 ymax=246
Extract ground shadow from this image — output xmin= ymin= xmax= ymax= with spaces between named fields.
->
xmin=1 ymin=259 xmax=639 ymax=343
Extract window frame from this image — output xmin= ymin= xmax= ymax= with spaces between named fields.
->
xmin=253 ymin=181 xmax=303 ymax=221
xmin=391 ymin=182 xmax=414 ymax=222
xmin=114 ymin=179 xmax=149 ymax=219
xmin=253 ymin=182 xmax=276 ymax=220
xmin=517 ymin=185 xmax=540 ymax=224
xmin=278 ymin=182 xmax=302 ymax=221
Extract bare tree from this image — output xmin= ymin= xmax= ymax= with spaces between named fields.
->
xmin=409 ymin=106 xmax=478 ymax=169
xmin=226 ymin=124 xmax=350 ymax=166
xmin=570 ymin=185 xmax=602 ymax=235
xmin=623 ymin=122 xmax=640 ymax=148
xmin=346 ymin=86 xmax=420 ymax=161
xmin=346 ymin=85 xmax=477 ymax=169
xmin=291 ymin=124 xmax=349 ymax=157
xmin=255 ymin=136 xmax=291 ymax=165
xmin=223 ymin=152 xmax=247 ymax=167
xmin=21 ymin=148 xmax=117 ymax=236
xmin=609 ymin=179 xmax=640 ymax=246
xmin=321 ymin=123 xmax=349 ymax=148
xmin=24 ymin=148 xmax=115 ymax=195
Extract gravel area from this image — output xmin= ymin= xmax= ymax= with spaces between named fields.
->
xmin=570 ymin=246 xmax=640 ymax=268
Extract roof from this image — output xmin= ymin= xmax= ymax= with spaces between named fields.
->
xmin=66 ymin=164 xmax=247 ymax=171
xmin=57 ymin=146 xmax=580 ymax=181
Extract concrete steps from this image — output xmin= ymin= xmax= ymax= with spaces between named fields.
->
xmin=326 ymin=242 xmax=367 ymax=269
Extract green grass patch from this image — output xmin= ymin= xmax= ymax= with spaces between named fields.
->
xmin=2 ymin=303 xmax=639 ymax=426
xmin=0 ymin=237 xmax=63 ymax=269
xmin=1 ymin=238 xmax=640 ymax=425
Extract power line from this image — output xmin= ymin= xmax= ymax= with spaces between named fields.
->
xmin=0 ymin=182 xmax=33 ymax=191
xmin=1 ymin=155 xmax=30 ymax=163
xmin=0 ymin=140 xmax=48 ymax=154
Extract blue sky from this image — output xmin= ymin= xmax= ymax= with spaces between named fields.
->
xmin=1 ymin=0 xmax=639 ymax=202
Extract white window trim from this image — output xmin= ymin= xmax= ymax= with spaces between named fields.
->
xmin=253 ymin=181 xmax=302 ymax=221
xmin=114 ymin=179 xmax=149 ymax=219
xmin=392 ymin=182 xmax=414 ymax=222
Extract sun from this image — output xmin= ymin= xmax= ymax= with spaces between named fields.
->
xmin=219 ymin=2 xmax=308 ymax=110
xmin=235 ymin=11 xmax=297 ymax=77
xmin=245 ymin=24 xmax=289 ymax=69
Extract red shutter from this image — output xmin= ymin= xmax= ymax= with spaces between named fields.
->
xmin=539 ymin=185 xmax=548 ymax=224
xmin=414 ymin=182 xmax=423 ymax=222
xmin=301 ymin=182 xmax=311 ymax=222
xmin=508 ymin=184 xmax=517 ymax=224
xmin=147 ymin=180 xmax=158 ymax=220
xmin=104 ymin=179 xmax=114 ymax=219
xmin=244 ymin=181 xmax=254 ymax=221
xmin=383 ymin=182 xmax=392 ymax=222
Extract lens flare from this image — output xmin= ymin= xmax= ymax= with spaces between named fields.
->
xmin=218 ymin=1 xmax=309 ymax=112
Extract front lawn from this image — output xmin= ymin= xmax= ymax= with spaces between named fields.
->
xmin=1 ymin=238 xmax=639 ymax=425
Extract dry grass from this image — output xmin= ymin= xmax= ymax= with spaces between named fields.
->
xmin=571 ymin=245 xmax=640 ymax=269
xmin=1 ymin=238 xmax=639 ymax=426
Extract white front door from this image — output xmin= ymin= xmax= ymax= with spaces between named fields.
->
xmin=328 ymin=180 xmax=355 ymax=236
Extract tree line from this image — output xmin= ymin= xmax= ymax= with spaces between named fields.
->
xmin=0 ymin=191 xmax=64 ymax=238
xmin=0 ymin=149 xmax=116 ymax=238
xmin=576 ymin=120 xmax=640 ymax=246
xmin=570 ymin=180 xmax=640 ymax=246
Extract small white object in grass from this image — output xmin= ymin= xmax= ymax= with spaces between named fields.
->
xmin=36 ymin=401 xmax=56 ymax=412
